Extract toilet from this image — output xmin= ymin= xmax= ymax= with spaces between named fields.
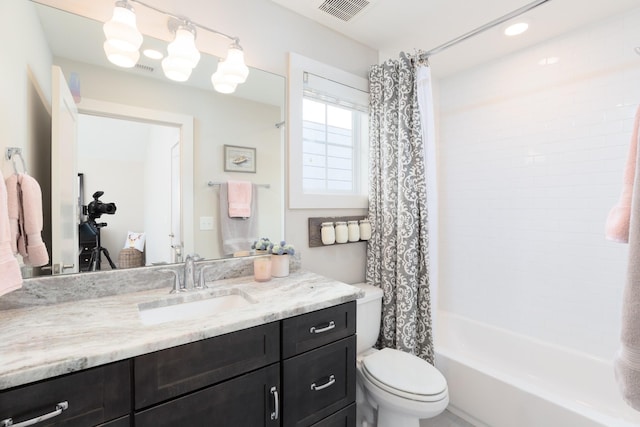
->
xmin=353 ymin=283 xmax=449 ymax=427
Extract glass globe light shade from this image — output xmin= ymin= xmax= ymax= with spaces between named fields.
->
xmin=103 ymin=4 xmax=143 ymax=53
xmin=219 ymin=46 xmax=249 ymax=84
xmin=162 ymin=56 xmax=192 ymax=82
xmin=103 ymin=41 xmax=140 ymax=68
xmin=166 ymin=28 xmax=201 ymax=70
xmin=211 ymin=70 xmax=237 ymax=94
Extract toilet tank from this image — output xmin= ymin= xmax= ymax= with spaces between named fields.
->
xmin=352 ymin=283 xmax=383 ymax=354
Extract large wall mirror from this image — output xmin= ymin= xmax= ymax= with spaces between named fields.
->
xmin=25 ymin=2 xmax=285 ymax=277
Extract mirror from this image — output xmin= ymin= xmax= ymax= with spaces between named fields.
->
xmin=25 ymin=2 xmax=285 ymax=276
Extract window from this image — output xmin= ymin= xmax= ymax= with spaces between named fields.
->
xmin=302 ymin=74 xmax=368 ymax=194
xmin=288 ymin=53 xmax=369 ymax=209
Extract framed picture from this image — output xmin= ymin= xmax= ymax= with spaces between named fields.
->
xmin=224 ymin=145 xmax=256 ymax=173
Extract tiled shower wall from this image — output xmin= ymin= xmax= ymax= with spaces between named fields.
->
xmin=437 ymin=7 xmax=640 ymax=359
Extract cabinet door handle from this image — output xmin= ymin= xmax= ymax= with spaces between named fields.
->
xmin=309 ymin=320 xmax=335 ymax=334
xmin=269 ymin=386 xmax=279 ymax=421
xmin=310 ymin=374 xmax=336 ymax=391
xmin=1 ymin=401 xmax=69 ymax=427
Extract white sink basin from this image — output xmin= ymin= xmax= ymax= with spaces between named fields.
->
xmin=138 ymin=291 xmax=255 ymax=326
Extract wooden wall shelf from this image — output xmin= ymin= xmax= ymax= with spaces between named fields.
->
xmin=308 ymin=216 xmax=368 ymax=248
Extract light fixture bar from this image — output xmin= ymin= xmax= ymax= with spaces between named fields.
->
xmin=129 ymin=0 xmax=239 ymax=44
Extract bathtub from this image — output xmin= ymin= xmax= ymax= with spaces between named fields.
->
xmin=434 ymin=311 xmax=640 ymax=427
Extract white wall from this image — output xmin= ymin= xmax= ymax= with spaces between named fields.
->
xmin=0 ymin=0 xmax=52 ymax=175
xmin=437 ymin=7 xmax=640 ymax=359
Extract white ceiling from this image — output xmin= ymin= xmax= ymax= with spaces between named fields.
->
xmin=270 ymin=0 xmax=640 ymax=76
xmin=34 ymin=0 xmax=640 ymax=79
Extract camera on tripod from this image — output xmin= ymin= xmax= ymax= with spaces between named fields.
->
xmin=80 ymin=191 xmax=117 ymax=271
xmin=84 ymin=191 xmax=117 ymax=222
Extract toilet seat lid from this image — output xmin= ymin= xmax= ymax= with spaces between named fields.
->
xmin=362 ymin=348 xmax=447 ymax=399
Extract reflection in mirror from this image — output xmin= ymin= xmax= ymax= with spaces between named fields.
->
xmin=23 ymin=2 xmax=285 ymax=277
xmin=77 ymin=114 xmax=182 ymax=269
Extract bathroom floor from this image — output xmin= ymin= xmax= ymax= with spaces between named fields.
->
xmin=420 ymin=410 xmax=476 ymax=427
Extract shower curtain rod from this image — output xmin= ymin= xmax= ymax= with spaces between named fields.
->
xmin=420 ymin=0 xmax=552 ymax=59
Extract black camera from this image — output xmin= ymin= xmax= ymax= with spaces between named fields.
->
xmin=85 ymin=191 xmax=117 ymax=221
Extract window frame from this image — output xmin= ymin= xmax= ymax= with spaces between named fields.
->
xmin=288 ymin=53 xmax=369 ymax=209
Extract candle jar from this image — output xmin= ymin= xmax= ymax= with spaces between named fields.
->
xmin=347 ymin=220 xmax=360 ymax=242
xmin=321 ymin=222 xmax=336 ymax=245
xmin=335 ymin=221 xmax=348 ymax=243
xmin=359 ymin=218 xmax=371 ymax=240
xmin=253 ymin=256 xmax=272 ymax=282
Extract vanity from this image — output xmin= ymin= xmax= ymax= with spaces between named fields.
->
xmin=0 ymin=261 xmax=361 ymax=427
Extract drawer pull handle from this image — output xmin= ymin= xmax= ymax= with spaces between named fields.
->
xmin=311 ymin=374 xmax=336 ymax=391
xmin=1 ymin=401 xmax=69 ymax=427
xmin=309 ymin=320 xmax=335 ymax=334
xmin=270 ymin=386 xmax=279 ymax=421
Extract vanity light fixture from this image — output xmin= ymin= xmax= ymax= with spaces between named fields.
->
xmin=162 ymin=20 xmax=201 ymax=82
xmin=103 ymin=0 xmax=143 ymax=68
xmin=216 ymin=41 xmax=249 ymax=84
xmin=103 ymin=0 xmax=249 ymax=93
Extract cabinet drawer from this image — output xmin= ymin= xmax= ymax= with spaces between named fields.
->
xmin=282 ymin=301 xmax=355 ymax=358
xmin=135 ymin=321 xmax=279 ymax=409
xmin=282 ymin=335 xmax=356 ymax=427
xmin=135 ymin=364 xmax=280 ymax=427
xmin=0 ymin=360 xmax=130 ymax=427
xmin=311 ymin=403 xmax=355 ymax=427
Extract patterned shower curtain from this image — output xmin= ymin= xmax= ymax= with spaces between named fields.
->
xmin=366 ymin=52 xmax=434 ymax=364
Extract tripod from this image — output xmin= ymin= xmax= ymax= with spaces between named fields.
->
xmin=88 ymin=221 xmax=116 ymax=271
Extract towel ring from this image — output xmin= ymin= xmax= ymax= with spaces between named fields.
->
xmin=5 ymin=147 xmax=27 ymax=174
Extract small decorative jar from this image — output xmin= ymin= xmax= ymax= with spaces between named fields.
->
xmin=271 ymin=254 xmax=290 ymax=277
xmin=335 ymin=221 xmax=348 ymax=243
xmin=321 ymin=222 xmax=336 ymax=245
xmin=253 ymin=256 xmax=271 ymax=282
xmin=347 ymin=221 xmax=360 ymax=242
xmin=359 ymin=218 xmax=371 ymax=240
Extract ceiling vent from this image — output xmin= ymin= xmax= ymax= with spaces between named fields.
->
xmin=135 ymin=63 xmax=155 ymax=73
xmin=316 ymin=0 xmax=371 ymax=22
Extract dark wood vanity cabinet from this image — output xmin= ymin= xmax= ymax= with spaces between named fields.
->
xmin=0 ymin=302 xmax=356 ymax=427
xmin=0 ymin=360 xmax=130 ymax=427
xmin=135 ymin=364 xmax=280 ymax=427
xmin=133 ymin=302 xmax=356 ymax=427
xmin=282 ymin=301 xmax=357 ymax=427
xmin=134 ymin=322 xmax=280 ymax=410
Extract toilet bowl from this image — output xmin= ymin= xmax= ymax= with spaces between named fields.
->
xmin=353 ymin=283 xmax=449 ymax=427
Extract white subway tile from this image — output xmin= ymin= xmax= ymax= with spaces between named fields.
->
xmin=438 ymin=6 xmax=640 ymax=360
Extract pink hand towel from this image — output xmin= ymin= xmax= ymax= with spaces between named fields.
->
xmin=0 ymin=176 xmax=22 ymax=297
xmin=227 ymin=180 xmax=252 ymax=218
xmin=605 ymin=105 xmax=640 ymax=242
xmin=18 ymin=174 xmax=49 ymax=267
xmin=5 ymin=174 xmax=20 ymax=254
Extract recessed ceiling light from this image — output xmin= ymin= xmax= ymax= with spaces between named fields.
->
xmin=504 ymin=22 xmax=529 ymax=36
xmin=143 ymin=49 xmax=164 ymax=60
xmin=538 ymin=57 xmax=559 ymax=66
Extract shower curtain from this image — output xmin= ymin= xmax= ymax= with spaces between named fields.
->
xmin=366 ymin=52 xmax=436 ymax=363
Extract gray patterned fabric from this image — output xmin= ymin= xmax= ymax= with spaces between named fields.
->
xmin=366 ymin=53 xmax=433 ymax=364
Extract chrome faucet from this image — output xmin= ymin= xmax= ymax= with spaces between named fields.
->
xmin=160 ymin=269 xmax=185 ymax=294
xmin=183 ymin=254 xmax=197 ymax=290
xmin=198 ymin=265 xmax=214 ymax=289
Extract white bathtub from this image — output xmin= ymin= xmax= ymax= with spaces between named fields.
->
xmin=434 ymin=311 xmax=640 ymax=427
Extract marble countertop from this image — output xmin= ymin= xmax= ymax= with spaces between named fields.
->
xmin=0 ymin=270 xmax=362 ymax=390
